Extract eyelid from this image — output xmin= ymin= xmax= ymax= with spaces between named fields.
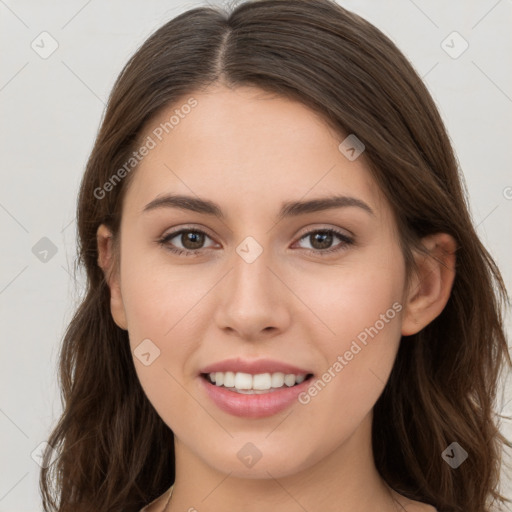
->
xmin=159 ymin=223 xmax=355 ymax=257
xmin=160 ymin=223 xmax=352 ymax=245
xmin=294 ymin=223 xmax=353 ymax=239
xmin=161 ymin=223 xmax=218 ymax=240
xmin=159 ymin=225 xmax=220 ymax=252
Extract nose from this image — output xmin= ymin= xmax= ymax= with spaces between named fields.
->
xmin=213 ymin=242 xmax=292 ymax=341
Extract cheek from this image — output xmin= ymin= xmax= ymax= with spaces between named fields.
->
xmin=298 ymin=248 xmax=404 ymax=415
xmin=121 ymin=258 xmax=204 ymax=428
xmin=295 ymin=303 xmax=402 ymax=456
xmin=297 ymin=249 xmax=404 ymax=344
xmin=118 ymin=248 xmax=203 ymax=402
xmin=119 ymin=241 xmax=203 ymax=336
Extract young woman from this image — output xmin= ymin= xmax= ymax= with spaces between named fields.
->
xmin=39 ymin=1 xmax=511 ymax=511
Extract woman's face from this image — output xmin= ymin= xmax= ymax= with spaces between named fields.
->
xmin=102 ymin=84 xmax=412 ymax=479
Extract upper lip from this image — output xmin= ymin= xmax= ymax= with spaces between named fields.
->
xmin=199 ymin=357 xmax=313 ymax=376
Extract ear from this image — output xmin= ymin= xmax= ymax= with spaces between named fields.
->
xmin=401 ymin=233 xmax=457 ymax=336
xmin=96 ymin=224 xmax=128 ymax=331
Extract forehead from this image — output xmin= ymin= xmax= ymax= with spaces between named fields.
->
xmin=123 ymin=85 xmax=386 ymax=221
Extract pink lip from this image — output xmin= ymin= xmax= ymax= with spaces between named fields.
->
xmin=199 ymin=357 xmax=312 ymax=376
xmin=199 ymin=374 xmax=313 ymax=418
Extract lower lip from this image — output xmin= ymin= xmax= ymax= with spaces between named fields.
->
xmin=199 ymin=375 xmax=313 ymax=418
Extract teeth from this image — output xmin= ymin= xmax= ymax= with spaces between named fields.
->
xmin=253 ymin=373 xmax=271 ymax=390
xmin=234 ymin=372 xmax=253 ymax=390
xmin=223 ymin=371 xmax=235 ymax=388
xmin=271 ymin=372 xmax=284 ymax=387
xmin=205 ymin=371 xmax=309 ymax=391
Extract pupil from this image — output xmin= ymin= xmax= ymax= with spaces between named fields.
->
xmin=183 ymin=231 xmax=204 ymax=249
xmin=313 ymin=231 xmax=332 ymax=249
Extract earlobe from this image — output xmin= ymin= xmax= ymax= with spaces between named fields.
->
xmin=96 ymin=224 xmax=128 ymax=331
xmin=401 ymin=233 xmax=457 ymax=336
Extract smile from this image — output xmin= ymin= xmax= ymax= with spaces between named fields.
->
xmin=199 ymin=370 xmax=315 ymax=418
xmin=202 ymin=371 xmax=311 ymax=393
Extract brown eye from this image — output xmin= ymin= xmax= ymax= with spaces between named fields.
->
xmin=178 ymin=231 xmax=206 ymax=250
xmin=308 ymin=231 xmax=334 ymax=250
xmin=158 ymin=226 xmax=354 ymax=258
xmin=295 ymin=228 xmax=354 ymax=256
xmin=159 ymin=228 xmax=215 ymax=256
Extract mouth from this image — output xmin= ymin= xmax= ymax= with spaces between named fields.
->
xmin=200 ymin=371 xmax=315 ymax=394
xmin=198 ymin=369 xmax=315 ymax=418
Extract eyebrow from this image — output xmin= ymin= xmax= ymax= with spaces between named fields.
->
xmin=142 ymin=193 xmax=375 ymax=219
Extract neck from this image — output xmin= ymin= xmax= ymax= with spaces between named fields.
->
xmin=167 ymin=412 xmax=399 ymax=512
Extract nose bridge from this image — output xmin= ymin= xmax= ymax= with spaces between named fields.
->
xmin=231 ymin=235 xmax=276 ymax=299
xmin=213 ymin=233 xmax=291 ymax=337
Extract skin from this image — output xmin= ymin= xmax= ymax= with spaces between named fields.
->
xmin=97 ymin=84 xmax=455 ymax=511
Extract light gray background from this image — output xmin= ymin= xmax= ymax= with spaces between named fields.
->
xmin=1 ymin=0 xmax=511 ymax=510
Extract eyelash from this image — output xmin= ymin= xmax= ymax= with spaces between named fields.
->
xmin=157 ymin=226 xmax=354 ymax=257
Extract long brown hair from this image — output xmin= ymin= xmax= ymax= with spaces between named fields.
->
xmin=39 ymin=1 xmax=512 ymax=510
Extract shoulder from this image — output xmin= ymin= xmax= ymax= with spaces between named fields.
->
xmin=139 ymin=485 xmax=173 ymax=512
xmin=389 ymin=488 xmax=437 ymax=512
xmin=395 ymin=500 xmax=437 ymax=512
xmin=406 ymin=504 xmax=437 ymax=512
